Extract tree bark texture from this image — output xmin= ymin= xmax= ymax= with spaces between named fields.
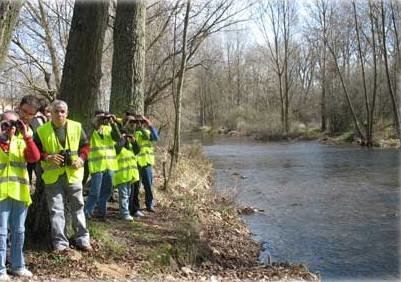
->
xmin=110 ymin=0 xmax=146 ymax=115
xmin=59 ymin=0 xmax=109 ymax=124
xmin=26 ymin=173 xmax=51 ymax=247
xmin=0 ymin=0 xmax=24 ymax=68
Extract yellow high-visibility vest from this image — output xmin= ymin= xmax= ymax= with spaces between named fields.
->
xmin=112 ymin=145 xmax=139 ymax=186
xmin=37 ymin=120 xmax=84 ymax=185
xmin=88 ymin=125 xmax=117 ymax=174
xmin=0 ymin=136 xmax=32 ymax=206
xmin=135 ymin=129 xmax=155 ymax=167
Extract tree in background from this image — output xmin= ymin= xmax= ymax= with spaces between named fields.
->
xmin=6 ymin=0 xmax=72 ymax=100
xmin=256 ymin=0 xmax=297 ymax=135
xmin=0 ymin=0 xmax=24 ymax=68
xmin=110 ymin=0 xmax=146 ymax=115
xmin=59 ymin=0 xmax=109 ymax=124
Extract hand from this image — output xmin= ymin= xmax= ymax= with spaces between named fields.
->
xmin=122 ymin=133 xmax=135 ymax=142
xmin=46 ymin=154 xmax=64 ymax=166
xmin=71 ymin=157 xmax=84 ymax=169
xmin=19 ymin=120 xmax=30 ymax=138
xmin=141 ymin=115 xmax=152 ymax=127
xmin=110 ymin=114 xmax=117 ymax=124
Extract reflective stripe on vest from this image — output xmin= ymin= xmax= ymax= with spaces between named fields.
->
xmin=135 ymin=129 xmax=155 ymax=167
xmin=88 ymin=126 xmax=117 ymax=174
xmin=37 ymin=120 xmax=84 ymax=185
xmin=112 ymin=147 xmax=139 ymax=186
xmin=0 ymin=136 xmax=32 ymax=206
xmin=0 ymin=161 xmax=27 ymax=170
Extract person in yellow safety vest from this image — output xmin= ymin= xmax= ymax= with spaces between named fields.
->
xmin=112 ymin=133 xmax=140 ymax=221
xmin=33 ymin=100 xmax=92 ymax=253
xmin=0 ymin=111 xmax=40 ymax=279
xmin=123 ymin=112 xmax=159 ymax=215
xmin=17 ymin=95 xmax=42 ymax=187
xmin=84 ymin=111 xmax=120 ymax=220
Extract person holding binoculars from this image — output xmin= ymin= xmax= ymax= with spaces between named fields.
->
xmin=0 ymin=111 xmax=40 ymax=279
xmin=122 ymin=112 xmax=159 ymax=216
xmin=84 ymin=111 xmax=120 ymax=221
xmin=112 ymin=132 xmax=140 ymax=221
xmin=33 ymin=100 xmax=92 ymax=253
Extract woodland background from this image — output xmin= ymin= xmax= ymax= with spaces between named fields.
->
xmin=0 ymin=0 xmax=400 ymax=149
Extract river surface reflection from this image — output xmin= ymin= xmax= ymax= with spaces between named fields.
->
xmin=190 ymin=135 xmax=400 ymax=281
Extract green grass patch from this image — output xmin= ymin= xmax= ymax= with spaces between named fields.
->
xmin=148 ymin=243 xmax=174 ymax=268
xmin=88 ymin=221 xmax=125 ymax=258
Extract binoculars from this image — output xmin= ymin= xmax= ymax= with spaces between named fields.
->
xmin=59 ymin=149 xmax=72 ymax=167
xmin=0 ymin=120 xmax=24 ymax=131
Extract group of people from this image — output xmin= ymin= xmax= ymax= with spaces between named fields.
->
xmin=0 ymin=95 xmax=159 ymax=280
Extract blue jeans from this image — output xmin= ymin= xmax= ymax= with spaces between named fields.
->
xmin=85 ymin=170 xmax=113 ymax=218
xmin=0 ymin=198 xmax=28 ymax=274
xmin=130 ymin=165 xmax=153 ymax=212
xmin=117 ymin=182 xmax=131 ymax=218
xmin=45 ymin=174 xmax=90 ymax=250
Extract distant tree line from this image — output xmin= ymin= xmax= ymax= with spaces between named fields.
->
xmin=0 ymin=0 xmax=399 ymax=148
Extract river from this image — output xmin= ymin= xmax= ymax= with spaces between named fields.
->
xmin=191 ymin=135 xmax=400 ymax=281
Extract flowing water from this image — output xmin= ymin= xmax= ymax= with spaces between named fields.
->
xmin=189 ymin=135 xmax=400 ymax=281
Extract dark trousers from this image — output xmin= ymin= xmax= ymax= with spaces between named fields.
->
xmin=27 ymin=163 xmax=36 ymax=185
xmin=129 ymin=165 xmax=153 ymax=213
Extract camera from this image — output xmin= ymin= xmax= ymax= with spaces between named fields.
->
xmin=59 ymin=149 xmax=72 ymax=167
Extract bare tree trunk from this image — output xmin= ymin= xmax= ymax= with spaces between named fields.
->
xmin=326 ymin=38 xmax=366 ymax=141
xmin=164 ymin=0 xmax=190 ymax=191
xmin=381 ymin=1 xmax=401 ymax=138
xmin=283 ymin=1 xmax=290 ymax=134
xmin=172 ymin=0 xmax=190 ymax=163
xmin=37 ymin=0 xmax=62 ymax=92
xmin=0 ymin=0 xmax=24 ymax=68
xmin=110 ymin=0 xmax=146 ymax=115
xmin=368 ymin=0 xmax=378 ymax=147
xmin=320 ymin=0 xmax=328 ymax=132
xmin=59 ymin=0 xmax=109 ymax=125
xmin=353 ymin=1 xmax=371 ymax=146
xmin=321 ymin=50 xmax=327 ymax=132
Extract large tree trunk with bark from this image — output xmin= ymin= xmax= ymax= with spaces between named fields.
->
xmin=0 ymin=0 xmax=24 ymax=68
xmin=58 ymin=0 xmax=109 ymax=124
xmin=110 ymin=0 xmax=146 ymax=115
xmin=26 ymin=171 xmax=51 ymax=247
xmin=26 ymin=0 xmax=109 ymax=246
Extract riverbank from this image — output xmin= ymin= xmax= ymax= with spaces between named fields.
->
xmin=23 ymin=146 xmax=319 ymax=281
xmin=196 ymin=125 xmax=400 ymax=148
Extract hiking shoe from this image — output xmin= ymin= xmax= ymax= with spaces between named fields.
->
xmin=10 ymin=268 xmax=33 ymax=278
xmin=123 ymin=215 xmax=134 ymax=221
xmin=77 ymin=244 xmax=93 ymax=252
xmin=0 ymin=273 xmax=10 ymax=281
xmin=133 ymin=210 xmax=145 ymax=218
xmin=53 ymin=247 xmax=73 ymax=255
xmin=146 ymin=207 xmax=156 ymax=213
